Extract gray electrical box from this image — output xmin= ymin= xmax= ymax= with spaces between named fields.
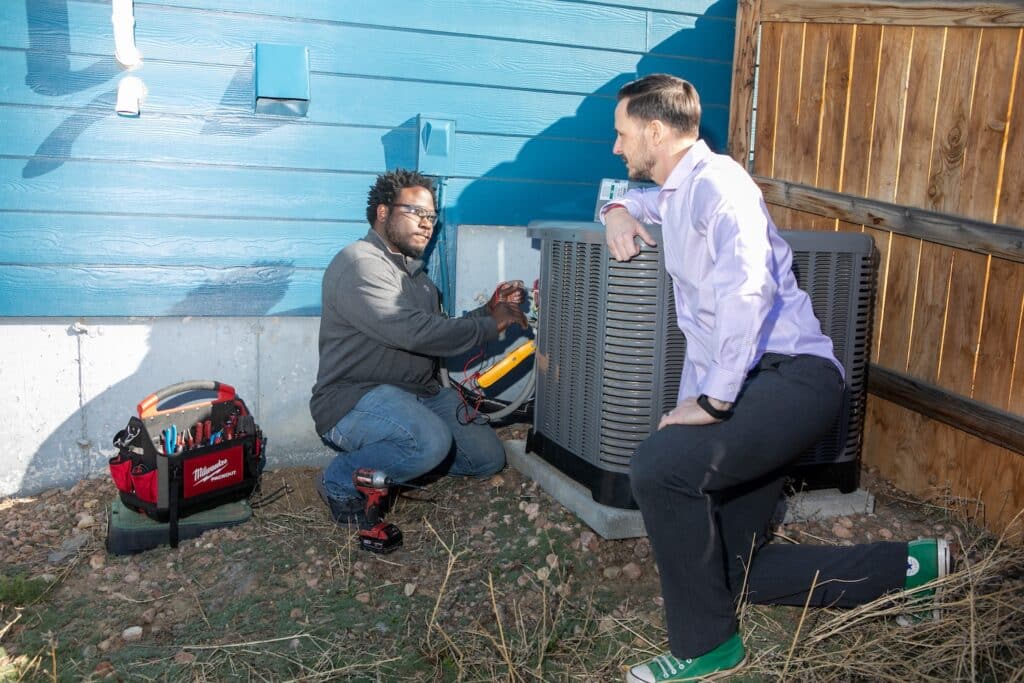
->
xmin=526 ymin=221 xmax=876 ymax=508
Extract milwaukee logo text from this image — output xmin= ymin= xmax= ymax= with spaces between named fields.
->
xmin=193 ymin=458 xmax=237 ymax=485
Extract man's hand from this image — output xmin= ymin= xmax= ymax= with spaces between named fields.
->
xmin=605 ymin=207 xmax=657 ymax=262
xmin=658 ymin=396 xmax=733 ymax=429
xmin=490 ymin=301 xmax=528 ymax=332
xmin=487 ymin=280 xmax=526 ymax=313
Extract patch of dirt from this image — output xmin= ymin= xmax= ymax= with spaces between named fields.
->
xmin=0 ymin=427 xmax=1000 ymax=680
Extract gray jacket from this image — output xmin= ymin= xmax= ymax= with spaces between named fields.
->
xmin=310 ymin=230 xmax=498 ymax=435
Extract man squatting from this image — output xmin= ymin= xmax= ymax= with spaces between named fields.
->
xmin=310 ymin=170 xmax=528 ymax=524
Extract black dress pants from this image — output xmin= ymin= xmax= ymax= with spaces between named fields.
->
xmin=631 ymin=353 xmax=907 ymax=658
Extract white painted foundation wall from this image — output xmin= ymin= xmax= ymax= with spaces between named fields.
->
xmin=1 ymin=317 xmax=329 ymax=497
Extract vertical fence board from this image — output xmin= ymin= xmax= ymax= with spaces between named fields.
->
xmin=960 ymin=28 xmax=1019 ymax=222
xmin=754 ymin=22 xmax=785 ymax=178
xmin=926 ymin=29 xmax=982 ymax=215
xmin=976 ymin=257 xmax=1024 ymax=407
xmin=814 ymin=24 xmax=855 ymax=231
xmin=865 ymin=227 xmax=892 ymax=362
xmin=841 ymin=25 xmax=882 ymax=198
xmin=907 ymin=242 xmax=953 ymax=381
xmin=996 ymin=30 xmax=1024 ymax=226
xmin=940 ymin=251 xmax=989 ymax=395
xmin=876 ymin=235 xmax=920 ymax=369
xmin=896 ymin=28 xmax=946 ymax=207
xmin=866 ymin=27 xmax=914 ymax=203
xmin=767 ymin=22 xmax=807 ymax=228
xmin=791 ymin=25 xmax=830 ymax=229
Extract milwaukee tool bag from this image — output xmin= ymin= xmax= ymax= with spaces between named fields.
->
xmin=108 ymin=380 xmax=265 ymax=547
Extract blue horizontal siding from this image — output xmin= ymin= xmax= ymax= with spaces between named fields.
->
xmin=0 ymin=0 xmax=737 ymax=316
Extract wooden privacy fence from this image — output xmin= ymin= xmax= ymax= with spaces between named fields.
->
xmin=728 ymin=0 xmax=1024 ymax=535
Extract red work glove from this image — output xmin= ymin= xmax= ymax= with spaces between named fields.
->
xmin=487 ymin=280 xmax=525 ymax=313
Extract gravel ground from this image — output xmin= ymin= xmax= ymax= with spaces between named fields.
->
xmin=0 ymin=428 xmax=979 ymax=680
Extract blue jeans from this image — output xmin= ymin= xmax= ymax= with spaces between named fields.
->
xmin=320 ymin=385 xmax=506 ymax=501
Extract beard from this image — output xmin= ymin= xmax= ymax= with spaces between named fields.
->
xmin=384 ymin=217 xmax=428 ymax=259
xmin=625 ymin=150 xmax=655 ymax=181
xmin=622 ymin=153 xmax=655 ymax=181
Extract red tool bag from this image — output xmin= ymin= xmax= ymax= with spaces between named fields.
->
xmin=109 ymin=380 xmax=266 ymax=547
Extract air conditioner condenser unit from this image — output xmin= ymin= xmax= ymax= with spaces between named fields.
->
xmin=525 ymin=221 xmax=876 ymax=509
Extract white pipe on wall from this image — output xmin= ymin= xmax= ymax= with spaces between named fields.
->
xmin=112 ymin=0 xmax=142 ymax=67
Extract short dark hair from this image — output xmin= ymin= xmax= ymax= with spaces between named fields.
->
xmin=617 ymin=74 xmax=701 ymax=137
xmin=365 ymin=169 xmax=436 ymax=225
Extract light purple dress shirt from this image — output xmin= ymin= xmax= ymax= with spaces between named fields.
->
xmin=601 ymin=140 xmax=842 ymax=404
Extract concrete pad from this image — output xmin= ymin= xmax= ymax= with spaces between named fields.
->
xmin=781 ymin=486 xmax=875 ymax=523
xmin=506 ymin=439 xmax=875 ymax=539
xmin=504 ymin=439 xmax=646 ymax=539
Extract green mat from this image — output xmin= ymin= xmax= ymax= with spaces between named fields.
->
xmin=106 ymin=497 xmax=252 ymax=554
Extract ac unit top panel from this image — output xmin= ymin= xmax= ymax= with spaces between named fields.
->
xmin=528 ymin=220 xmax=874 ymax=259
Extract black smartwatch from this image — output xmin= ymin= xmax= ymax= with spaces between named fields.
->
xmin=697 ymin=394 xmax=733 ymax=420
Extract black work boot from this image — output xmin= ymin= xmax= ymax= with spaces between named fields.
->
xmin=315 ymin=472 xmax=369 ymax=529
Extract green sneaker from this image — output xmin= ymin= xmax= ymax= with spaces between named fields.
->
xmin=624 ymin=633 xmax=746 ymax=682
xmin=900 ymin=538 xmax=951 ymax=623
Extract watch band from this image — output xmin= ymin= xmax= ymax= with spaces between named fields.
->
xmin=697 ymin=394 xmax=733 ymax=420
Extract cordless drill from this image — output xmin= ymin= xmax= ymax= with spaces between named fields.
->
xmin=352 ymin=468 xmax=403 ymax=554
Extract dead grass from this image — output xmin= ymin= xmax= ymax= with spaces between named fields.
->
xmin=1 ymin=464 xmax=1022 ymax=681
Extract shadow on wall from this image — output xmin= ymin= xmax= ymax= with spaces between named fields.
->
xmin=23 ymin=0 xmax=293 ymax=178
xmin=20 ymin=262 xmax=295 ymax=495
xmin=446 ymin=0 xmax=734 ymax=236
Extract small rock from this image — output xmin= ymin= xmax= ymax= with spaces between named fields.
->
xmin=404 ymin=583 xmax=417 ymax=597
xmin=580 ymin=530 xmax=598 ymax=552
xmin=355 ymin=592 xmax=371 ymax=604
xmin=546 ymin=553 xmax=559 ymax=569
xmin=516 ymin=573 xmax=530 ymax=587
xmin=878 ymin=527 xmax=894 ymax=539
xmin=489 ymin=475 xmax=505 ymax=488
xmin=305 ymin=578 xmax=319 ymax=589
xmin=621 ymin=562 xmax=642 ymax=580
xmin=837 ymin=516 xmax=855 ymax=529
xmin=524 ymin=502 xmax=540 ymax=520
xmin=97 ymin=637 xmax=115 ymax=652
xmin=141 ymin=607 xmax=157 ymax=624
xmin=527 ymin=538 xmax=539 ymax=547
xmin=290 ymin=638 xmax=301 ymax=650
xmin=597 ymin=615 xmax=616 ymax=633
xmin=653 ymin=596 xmax=664 ymax=607
xmin=47 ymin=533 xmax=90 ymax=565
xmin=469 ymin=525 xmax=484 ymax=536
xmin=76 ymin=513 xmax=96 ymax=529
xmin=633 ymin=538 xmax=651 ymax=559
xmin=122 ymin=626 xmax=143 ymax=642
xmin=536 ymin=567 xmax=551 ymax=582
xmin=603 ymin=566 xmax=622 ymax=580
xmin=832 ymin=522 xmax=853 ymax=539
xmin=289 ymin=608 xmax=303 ymax=619
xmin=90 ymin=553 xmax=106 ymax=570
xmin=173 ymin=651 xmax=196 ymax=665
xmin=93 ymin=661 xmax=115 ymax=678
xmin=124 ymin=571 xmax=140 ymax=584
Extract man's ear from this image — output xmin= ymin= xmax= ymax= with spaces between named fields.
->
xmin=375 ymin=203 xmax=390 ymax=224
xmin=648 ymin=119 xmax=665 ymax=146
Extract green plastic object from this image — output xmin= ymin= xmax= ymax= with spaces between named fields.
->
xmin=254 ymin=43 xmax=310 ymax=116
xmin=106 ymin=497 xmax=252 ymax=555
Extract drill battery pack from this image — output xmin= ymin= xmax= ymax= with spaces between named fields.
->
xmin=359 ymin=523 xmax=403 ymax=554
xmin=108 ymin=380 xmax=265 ymax=548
